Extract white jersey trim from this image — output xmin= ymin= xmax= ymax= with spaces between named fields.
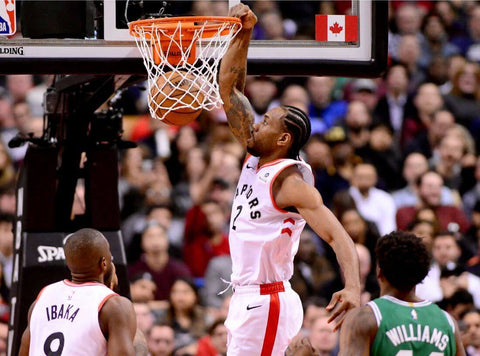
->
xmin=381 ymin=295 xmax=432 ymax=307
xmin=442 ymin=310 xmax=456 ymax=332
xmin=367 ymin=301 xmax=382 ymax=326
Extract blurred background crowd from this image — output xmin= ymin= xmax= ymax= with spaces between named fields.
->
xmin=3 ymin=0 xmax=480 ymax=355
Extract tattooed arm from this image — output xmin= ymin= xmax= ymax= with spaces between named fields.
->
xmin=219 ymin=3 xmax=257 ymax=147
xmin=338 ymin=305 xmax=378 ymax=356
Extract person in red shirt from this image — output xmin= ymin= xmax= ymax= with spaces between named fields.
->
xmin=183 ymin=200 xmax=230 ymax=278
xmin=196 ymin=319 xmax=228 ymax=356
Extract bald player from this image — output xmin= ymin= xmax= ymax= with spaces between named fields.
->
xmin=19 ymin=228 xmax=138 ymax=356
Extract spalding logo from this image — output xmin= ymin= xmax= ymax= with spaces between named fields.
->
xmin=37 ymin=246 xmax=65 ymax=263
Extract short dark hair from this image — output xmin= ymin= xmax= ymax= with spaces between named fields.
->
xmin=282 ymin=105 xmax=311 ymax=159
xmin=376 ymin=231 xmax=431 ymax=291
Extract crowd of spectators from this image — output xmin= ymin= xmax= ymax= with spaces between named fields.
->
xmin=3 ymin=0 xmax=480 ymax=355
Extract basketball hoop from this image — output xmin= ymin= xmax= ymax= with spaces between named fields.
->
xmin=129 ymin=16 xmax=242 ymax=121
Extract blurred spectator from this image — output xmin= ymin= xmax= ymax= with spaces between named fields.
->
xmin=396 ymin=171 xmax=470 ymax=233
xmin=451 ymin=4 xmax=480 ymax=58
xmin=183 ymin=200 xmax=230 ymax=278
xmin=389 ymin=3 xmax=424 ymax=59
xmin=291 ymin=229 xmax=335 ymax=302
xmin=245 ymin=76 xmax=279 ymax=123
xmin=393 ymin=152 xmax=455 ymax=209
xmin=341 ymin=101 xmax=372 ymax=158
xmin=0 ymin=142 xmax=15 ymax=191
xmin=196 ymin=318 xmax=227 ymax=356
xmin=426 ymin=55 xmax=449 ymax=87
xmin=373 ymin=63 xmax=415 ymax=136
xmin=302 ymin=297 xmax=329 ymax=335
xmin=444 ymin=289 xmax=474 ymax=322
xmin=396 ymin=34 xmax=427 ymax=93
xmin=350 ymin=79 xmax=379 ymax=113
xmin=461 ymin=309 xmax=480 ymax=355
xmin=338 ymin=208 xmax=380 ymax=267
xmin=405 ymin=109 xmax=455 ymax=159
xmin=363 ymin=124 xmax=403 ymax=191
xmin=257 ymin=10 xmax=286 ymax=40
xmin=137 ymin=118 xmax=172 ymax=159
xmin=280 ymin=84 xmax=310 ymax=113
xmin=463 ymin=156 xmax=480 ymax=215
xmin=443 ymin=61 xmax=480 ymax=130
xmin=165 ymin=125 xmax=199 ymax=186
xmin=308 ymin=315 xmax=339 ymax=356
xmin=159 ymin=278 xmax=207 ymax=355
xmin=147 ymin=323 xmax=175 ymax=356
xmin=130 ymin=271 xmax=157 ymax=304
xmin=463 ymin=202 xmax=480 ymax=276
xmin=5 ymin=75 xmax=33 ymax=104
xmin=134 ymin=302 xmax=156 ymax=335
xmin=408 ymin=218 xmax=438 ymax=252
xmin=128 ymin=222 xmax=192 ymax=301
xmin=355 ymin=243 xmax=379 ymax=304
xmin=122 ymin=203 xmax=175 ymax=261
xmin=418 ymin=12 xmax=459 ymax=70
xmin=401 ymin=82 xmax=444 ymax=149
xmin=348 ymin=163 xmax=397 ymax=235
xmin=416 ymin=232 xmax=480 ymax=308
xmin=439 ymin=54 xmax=466 ymax=94
xmin=0 ymin=213 xmax=12 ymax=293
xmin=307 ymin=77 xmax=347 ymax=134
xmin=430 ymin=133 xmax=465 ymax=190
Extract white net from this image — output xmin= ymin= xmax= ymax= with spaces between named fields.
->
xmin=130 ymin=17 xmax=242 ymax=121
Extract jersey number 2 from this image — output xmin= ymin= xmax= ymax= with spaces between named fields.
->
xmin=44 ymin=332 xmax=64 ymax=356
xmin=396 ymin=351 xmax=443 ymax=356
xmin=232 ymin=206 xmax=242 ymax=231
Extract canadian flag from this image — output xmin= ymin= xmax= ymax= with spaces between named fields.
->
xmin=315 ymin=15 xmax=358 ymax=42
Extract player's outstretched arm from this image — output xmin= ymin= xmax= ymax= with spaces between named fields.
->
xmin=274 ymin=167 xmax=361 ymax=330
xmin=99 ymin=295 xmax=137 ymax=356
xmin=338 ymin=306 xmax=377 ymax=356
xmin=219 ymin=3 xmax=257 ymax=147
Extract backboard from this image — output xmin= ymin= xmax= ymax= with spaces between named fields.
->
xmin=0 ymin=0 xmax=388 ymax=77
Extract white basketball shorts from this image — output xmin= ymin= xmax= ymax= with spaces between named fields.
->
xmin=225 ymin=281 xmax=303 ymax=356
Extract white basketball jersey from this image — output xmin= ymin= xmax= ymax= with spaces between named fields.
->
xmin=229 ymin=155 xmax=314 ymax=286
xmin=29 ymin=280 xmax=117 ymax=356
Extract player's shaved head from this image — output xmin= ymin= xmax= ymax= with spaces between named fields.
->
xmin=64 ymin=228 xmax=111 ymax=278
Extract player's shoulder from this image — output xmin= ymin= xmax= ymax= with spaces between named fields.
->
xmin=99 ymin=295 xmax=135 ymax=324
xmin=342 ymin=305 xmax=378 ymax=337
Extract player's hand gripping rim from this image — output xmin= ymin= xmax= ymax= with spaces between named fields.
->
xmin=228 ymin=3 xmax=257 ymax=30
xmin=326 ymin=287 xmax=360 ymax=331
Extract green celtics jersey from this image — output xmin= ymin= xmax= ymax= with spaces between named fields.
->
xmin=368 ymin=296 xmax=456 ymax=356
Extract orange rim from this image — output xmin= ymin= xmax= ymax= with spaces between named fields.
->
xmin=129 ymin=16 xmax=241 ymax=38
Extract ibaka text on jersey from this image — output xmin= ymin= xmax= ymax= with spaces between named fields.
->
xmin=45 ymin=304 xmax=80 ymax=323
xmin=235 ymin=184 xmax=261 ymax=219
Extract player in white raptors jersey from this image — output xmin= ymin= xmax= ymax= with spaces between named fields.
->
xmin=219 ymin=4 xmax=361 ymax=356
xmin=19 ymin=228 xmax=139 ymax=356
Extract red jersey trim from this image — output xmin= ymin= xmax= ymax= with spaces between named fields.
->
xmin=98 ymin=293 xmax=118 ymax=312
xmin=269 ymin=162 xmax=297 ymax=213
xmin=35 ymin=286 xmax=48 ymax=302
xmin=258 ymin=158 xmax=287 ymax=172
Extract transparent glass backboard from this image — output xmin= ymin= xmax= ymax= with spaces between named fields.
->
xmin=0 ymin=0 xmax=388 ymax=76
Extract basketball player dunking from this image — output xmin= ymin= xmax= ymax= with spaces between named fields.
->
xmin=219 ymin=4 xmax=361 ymax=356
xmin=19 ymin=228 xmax=142 ymax=356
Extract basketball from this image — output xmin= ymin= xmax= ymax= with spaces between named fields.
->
xmin=149 ymin=70 xmax=205 ymax=126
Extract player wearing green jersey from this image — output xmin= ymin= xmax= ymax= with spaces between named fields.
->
xmin=338 ymin=231 xmax=465 ymax=356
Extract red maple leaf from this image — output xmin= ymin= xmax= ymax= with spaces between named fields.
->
xmin=329 ymin=22 xmax=343 ymax=35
